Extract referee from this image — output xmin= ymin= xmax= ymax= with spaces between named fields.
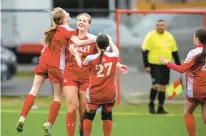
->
xmin=142 ymin=20 xmax=181 ymax=114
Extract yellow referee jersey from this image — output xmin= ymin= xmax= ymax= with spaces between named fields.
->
xmin=142 ymin=30 xmax=178 ymax=65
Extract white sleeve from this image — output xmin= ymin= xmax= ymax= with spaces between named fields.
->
xmin=82 ymin=55 xmax=93 ymax=65
xmin=184 ymin=50 xmax=196 ymax=63
xmin=112 ymin=52 xmax=119 ymax=58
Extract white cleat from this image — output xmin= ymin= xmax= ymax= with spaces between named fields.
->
xmin=16 ymin=116 xmax=25 ymax=132
xmin=42 ymin=122 xmax=52 ymax=136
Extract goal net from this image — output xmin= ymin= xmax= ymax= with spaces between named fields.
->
xmin=115 ymin=9 xmax=206 ymax=105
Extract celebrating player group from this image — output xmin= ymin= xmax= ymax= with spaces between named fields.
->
xmin=16 ymin=7 xmax=128 ymax=136
xmin=15 ymin=7 xmax=206 ymax=136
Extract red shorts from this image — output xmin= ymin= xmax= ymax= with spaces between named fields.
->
xmin=186 ymin=97 xmax=206 ymax=105
xmin=87 ymin=101 xmax=115 ymax=112
xmin=62 ymin=79 xmax=89 ymax=92
xmin=34 ymin=63 xmax=63 ymax=83
xmin=34 ymin=63 xmax=48 ymax=78
xmin=62 ymin=70 xmax=89 ymax=92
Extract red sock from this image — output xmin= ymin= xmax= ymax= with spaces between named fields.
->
xmin=66 ymin=113 xmax=76 ymax=136
xmin=103 ymin=120 xmax=112 ymax=136
xmin=48 ymin=101 xmax=61 ymax=124
xmin=83 ymin=119 xmax=92 ymax=136
xmin=20 ymin=94 xmax=36 ymax=117
xmin=184 ymin=114 xmax=196 ymax=136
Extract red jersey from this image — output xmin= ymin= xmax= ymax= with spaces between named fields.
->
xmin=65 ymin=34 xmax=97 ymax=81
xmin=82 ymin=52 xmax=119 ymax=104
xmin=46 ymin=25 xmax=76 ymax=69
xmin=167 ymin=44 xmax=206 ymax=98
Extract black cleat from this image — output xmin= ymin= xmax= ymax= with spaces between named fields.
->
xmin=157 ymin=107 xmax=168 ymax=114
xmin=16 ymin=121 xmax=24 ymax=132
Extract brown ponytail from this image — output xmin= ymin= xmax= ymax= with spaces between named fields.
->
xmin=42 ymin=7 xmax=65 ymax=47
xmin=98 ymin=49 xmax=105 ymax=66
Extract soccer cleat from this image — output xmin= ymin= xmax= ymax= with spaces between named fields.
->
xmin=157 ymin=107 xmax=168 ymax=114
xmin=16 ymin=116 xmax=25 ymax=132
xmin=42 ymin=122 xmax=52 ymax=136
xmin=148 ymin=103 xmax=156 ymax=114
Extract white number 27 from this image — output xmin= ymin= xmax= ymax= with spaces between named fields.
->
xmin=96 ymin=62 xmax=113 ymax=77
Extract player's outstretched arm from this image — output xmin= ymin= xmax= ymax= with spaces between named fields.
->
xmin=71 ymin=35 xmax=96 ymax=47
xmin=160 ymin=57 xmax=192 ymax=73
xmin=69 ymin=47 xmax=82 ymax=67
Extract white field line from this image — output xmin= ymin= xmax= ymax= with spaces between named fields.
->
xmin=1 ymin=109 xmax=201 ymax=117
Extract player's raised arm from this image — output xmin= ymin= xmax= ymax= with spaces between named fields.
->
xmin=108 ymin=38 xmax=119 ymax=57
xmin=107 ymin=36 xmax=127 ymax=73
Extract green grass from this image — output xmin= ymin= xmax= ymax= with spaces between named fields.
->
xmin=16 ymin=71 xmax=34 ymax=77
xmin=1 ymin=97 xmax=206 ymax=136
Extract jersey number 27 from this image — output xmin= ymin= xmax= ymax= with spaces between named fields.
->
xmin=96 ymin=62 xmax=113 ymax=77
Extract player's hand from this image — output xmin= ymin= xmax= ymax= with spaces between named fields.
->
xmin=69 ymin=46 xmax=78 ymax=56
xmin=159 ymin=56 xmax=169 ymax=64
xmin=144 ymin=67 xmax=151 ymax=73
xmin=119 ymin=64 xmax=129 ymax=74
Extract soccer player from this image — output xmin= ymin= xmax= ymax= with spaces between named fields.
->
xmin=69 ymin=34 xmax=123 ymax=136
xmin=142 ymin=19 xmax=181 ymax=114
xmin=16 ymin=7 xmax=95 ymax=136
xmin=160 ymin=29 xmax=206 ymax=136
xmin=62 ymin=13 xmax=128 ymax=136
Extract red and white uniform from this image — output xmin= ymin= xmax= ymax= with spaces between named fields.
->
xmin=82 ymin=51 xmax=119 ymax=111
xmin=34 ymin=25 xmax=76 ymax=83
xmin=63 ymin=34 xmax=97 ymax=91
xmin=167 ymin=44 xmax=206 ymax=104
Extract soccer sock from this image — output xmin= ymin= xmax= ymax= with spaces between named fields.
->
xmin=66 ymin=112 xmax=76 ymax=136
xmin=48 ymin=101 xmax=61 ymax=125
xmin=158 ymin=91 xmax=165 ymax=107
xmin=184 ymin=114 xmax=196 ymax=136
xmin=103 ymin=120 xmax=112 ymax=136
xmin=83 ymin=119 xmax=92 ymax=136
xmin=149 ymin=88 xmax=158 ymax=106
xmin=20 ymin=94 xmax=36 ymax=117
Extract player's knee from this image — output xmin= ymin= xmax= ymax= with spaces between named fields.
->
xmin=53 ymin=94 xmax=62 ymax=102
xmin=67 ymin=102 xmax=78 ymax=113
xmin=84 ymin=111 xmax=96 ymax=121
xmin=29 ymin=88 xmax=40 ymax=96
xmin=101 ymin=110 xmax=112 ymax=121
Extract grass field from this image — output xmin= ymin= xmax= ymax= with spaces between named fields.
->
xmin=1 ymin=97 xmax=206 ymax=136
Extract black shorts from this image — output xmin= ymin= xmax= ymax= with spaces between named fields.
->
xmin=150 ymin=64 xmax=170 ymax=85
